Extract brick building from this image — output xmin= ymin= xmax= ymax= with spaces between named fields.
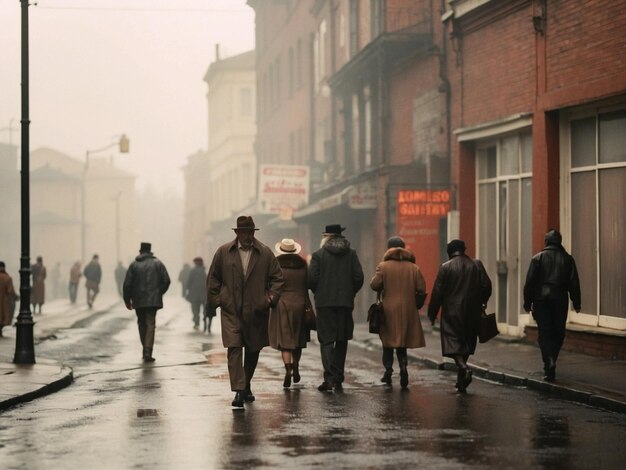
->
xmin=249 ymin=0 xmax=452 ymax=318
xmin=445 ymin=0 xmax=626 ymax=355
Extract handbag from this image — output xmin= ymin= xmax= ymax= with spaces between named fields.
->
xmin=304 ymin=305 xmax=317 ymax=330
xmin=367 ymin=292 xmax=385 ymax=334
xmin=479 ymin=306 xmax=499 ymax=343
xmin=415 ymin=291 xmax=428 ymax=310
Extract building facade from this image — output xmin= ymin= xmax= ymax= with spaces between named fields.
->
xmin=183 ymin=49 xmax=257 ymax=263
xmin=250 ymin=0 xmax=451 ymax=318
xmin=446 ymin=0 xmax=626 ymax=354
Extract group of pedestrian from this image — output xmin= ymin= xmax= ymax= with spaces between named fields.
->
xmin=116 ymin=213 xmax=581 ymax=408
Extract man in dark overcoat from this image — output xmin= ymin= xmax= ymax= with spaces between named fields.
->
xmin=523 ymin=229 xmax=581 ymax=381
xmin=185 ymin=256 xmax=207 ymax=330
xmin=123 ymin=242 xmax=171 ymax=362
xmin=309 ymin=224 xmax=364 ymax=392
xmin=207 ymin=215 xmax=284 ymax=408
xmin=428 ymin=239 xmax=492 ymax=392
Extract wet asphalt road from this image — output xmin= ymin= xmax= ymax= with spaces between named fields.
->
xmin=1 ymin=296 xmax=626 ymax=469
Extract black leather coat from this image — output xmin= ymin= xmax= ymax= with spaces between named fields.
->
xmin=123 ymin=253 xmax=171 ymax=310
xmin=523 ymin=244 xmax=581 ymax=311
xmin=428 ymin=253 xmax=492 ymax=357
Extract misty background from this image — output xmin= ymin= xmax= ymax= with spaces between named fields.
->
xmin=0 ymin=0 xmax=254 ymax=293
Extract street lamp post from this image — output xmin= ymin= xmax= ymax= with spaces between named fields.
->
xmin=14 ymin=0 xmax=34 ymax=364
xmin=81 ymin=135 xmax=129 ymax=262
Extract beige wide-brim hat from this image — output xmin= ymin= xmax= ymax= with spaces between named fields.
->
xmin=275 ymin=238 xmax=302 ymax=255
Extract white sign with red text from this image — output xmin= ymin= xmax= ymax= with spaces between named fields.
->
xmin=258 ymin=164 xmax=310 ymax=214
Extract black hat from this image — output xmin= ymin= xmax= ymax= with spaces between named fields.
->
xmin=387 ymin=236 xmax=406 ymax=249
xmin=323 ymin=224 xmax=346 ymax=235
xmin=140 ymin=242 xmax=152 ymax=253
xmin=446 ymin=239 xmax=466 ymax=256
xmin=193 ymin=256 xmax=203 ymax=265
xmin=232 ymin=215 xmax=259 ymax=231
xmin=544 ymin=229 xmax=562 ymax=245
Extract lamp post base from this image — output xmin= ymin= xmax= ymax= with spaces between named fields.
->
xmin=13 ymin=320 xmax=36 ymax=364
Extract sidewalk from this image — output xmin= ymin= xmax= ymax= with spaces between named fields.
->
xmin=353 ymin=321 xmax=626 ymax=414
xmin=0 ymin=296 xmax=120 ymax=411
xmin=3 ymin=302 xmax=625 ymax=414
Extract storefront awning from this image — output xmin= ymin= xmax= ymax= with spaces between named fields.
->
xmin=293 ymin=182 xmax=377 ymax=221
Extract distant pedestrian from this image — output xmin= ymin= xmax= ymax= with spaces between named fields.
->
xmin=50 ymin=262 xmax=61 ymax=299
xmin=123 ymin=242 xmax=170 ymax=362
xmin=370 ymin=236 xmax=427 ymax=389
xmin=269 ymin=238 xmax=312 ymax=389
xmin=83 ymin=254 xmax=102 ymax=308
xmin=207 ymin=215 xmax=284 ymax=408
xmin=523 ymin=229 xmax=581 ymax=382
xmin=69 ymin=261 xmax=82 ymax=304
xmin=0 ymin=261 xmax=16 ymax=337
xmin=30 ymin=256 xmax=46 ymax=314
xmin=178 ymin=263 xmax=191 ymax=297
xmin=185 ymin=257 xmax=207 ymax=330
xmin=114 ymin=261 xmax=126 ymax=298
xmin=428 ymin=240 xmax=492 ymax=393
xmin=309 ymin=224 xmax=364 ymax=392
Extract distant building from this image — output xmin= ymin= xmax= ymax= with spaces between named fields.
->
xmin=30 ymin=147 xmax=137 ymax=294
xmin=183 ymin=49 xmax=256 ymax=262
xmin=0 ymin=143 xmax=20 ymax=276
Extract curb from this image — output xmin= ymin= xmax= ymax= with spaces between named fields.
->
xmin=351 ymin=337 xmax=626 ymax=414
xmin=0 ymin=365 xmax=74 ymax=411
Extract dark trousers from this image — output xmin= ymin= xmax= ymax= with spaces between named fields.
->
xmin=227 ymin=347 xmax=260 ymax=392
xmin=382 ymin=347 xmax=407 ymax=372
xmin=320 ymin=340 xmax=348 ymax=384
xmin=136 ymin=308 xmax=157 ymax=350
xmin=532 ymin=298 xmax=568 ymax=369
xmin=68 ymin=283 xmax=78 ymax=303
xmin=190 ymin=301 xmax=204 ymax=326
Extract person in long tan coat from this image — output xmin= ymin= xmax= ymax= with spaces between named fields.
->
xmin=269 ymin=239 xmax=312 ymax=389
xmin=30 ymin=256 xmax=46 ymax=314
xmin=207 ymin=216 xmax=284 ymax=408
xmin=370 ymin=236 xmax=426 ymax=389
xmin=0 ymin=261 xmax=16 ymax=337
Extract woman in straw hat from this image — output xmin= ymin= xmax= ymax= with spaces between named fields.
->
xmin=269 ymin=238 xmax=312 ymax=388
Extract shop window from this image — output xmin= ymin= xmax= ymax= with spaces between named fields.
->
xmin=569 ymin=109 xmax=626 ymax=325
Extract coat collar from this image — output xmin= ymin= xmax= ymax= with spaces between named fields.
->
xmin=383 ymin=247 xmax=415 ymax=263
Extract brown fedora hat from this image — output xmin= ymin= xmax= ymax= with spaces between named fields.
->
xmin=232 ymin=215 xmax=259 ymax=231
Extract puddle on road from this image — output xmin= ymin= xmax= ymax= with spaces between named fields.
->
xmin=136 ymin=409 xmax=159 ymax=418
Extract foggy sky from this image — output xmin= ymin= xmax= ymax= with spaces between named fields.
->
xmin=0 ymin=0 xmax=254 ymax=195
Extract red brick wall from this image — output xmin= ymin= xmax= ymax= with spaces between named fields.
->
xmin=545 ymin=0 xmax=626 ymax=107
xmin=455 ymin=3 xmax=535 ymax=127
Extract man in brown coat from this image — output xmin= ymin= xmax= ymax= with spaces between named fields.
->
xmin=0 ymin=261 xmax=16 ymax=337
xmin=207 ymin=216 xmax=284 ymax=408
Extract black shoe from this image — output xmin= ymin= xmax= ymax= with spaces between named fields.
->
xmin=381 ymin=370 xmax=392 ymax=385
xmin=457 ymin=368 xmax=472 ymax=392
xmin=142 ymin=347 xmax=155 ymax=362
xmin=318 ymin=381 xmax=333 ymax=392
xmin=283 ymin=364 xmax=293 ymax=388
xmin=333 ymin=382 xmax=343 ymax=392
xmin=244 ymin=387 xmax=255 ymax=402
xmin=400 ymin=369 xmax=409 ymax=389
xmin=231 ymin=391 xmax=245 ymax=408
xmin=292 ymin=364 xmax=301 ymax=384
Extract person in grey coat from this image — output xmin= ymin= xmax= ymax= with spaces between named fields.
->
xmin=123 ymin=242 xmax=171 ymax=362
xmin=428 ymin=239 xmax=492 ymax=393
xmin=185 ymin=256 xmax=207 ymax=331
xmin=309 ymin=224 xmax=364 ymax=392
